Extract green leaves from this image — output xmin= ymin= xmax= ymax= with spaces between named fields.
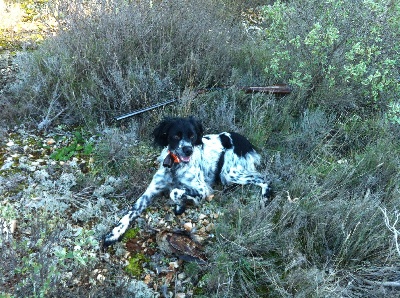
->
xmin=50 ymin=130 xmax=93 ymax=161
xmin=261 ymin=0 xmax=400 ymax=116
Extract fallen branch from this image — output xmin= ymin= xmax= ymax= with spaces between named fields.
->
xmin=380 ymin=207 xmax=400 ymax=256
xmin=363 ymin=278 xmax=400 ymax=287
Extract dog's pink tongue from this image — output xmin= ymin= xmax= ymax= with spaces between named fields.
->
xmin=180 ymin=156 xmax=191 ymax=162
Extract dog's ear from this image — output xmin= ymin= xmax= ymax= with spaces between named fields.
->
xmin=152 ymin=118 xmax=174 ymax=147
xmin=189 ymin=117 xmax=204 ymax=145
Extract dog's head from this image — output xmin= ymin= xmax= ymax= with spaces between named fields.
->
xmin=153 ymin=117 xmax=204 ymax=163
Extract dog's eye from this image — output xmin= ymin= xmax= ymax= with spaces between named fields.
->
xmin=173 ymin=135 xmax=181 ymax=140
xmin=189 ymin=135 xmax=195 ymax=139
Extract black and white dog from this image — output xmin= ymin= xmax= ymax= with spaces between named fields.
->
xmin=103 ymin=117 xmax=270 ymax=246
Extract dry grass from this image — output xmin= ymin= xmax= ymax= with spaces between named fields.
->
xmin=1 ymin=0 xmax=400 ymax=297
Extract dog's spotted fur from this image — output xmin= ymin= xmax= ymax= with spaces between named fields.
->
xmin=103 ymin=117 xmax=270 ymax=246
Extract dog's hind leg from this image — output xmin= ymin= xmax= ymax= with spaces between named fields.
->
xmin=103 ymin=172 xmax=167 ymax=247
xmin=221 ymin=167 xmax=271 ymax=201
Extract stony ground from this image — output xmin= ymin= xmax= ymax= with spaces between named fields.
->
xmin=0 ymin=22 xmax=230 ymax=295
xmin=0 ymin=120 xmax=233 ymax=296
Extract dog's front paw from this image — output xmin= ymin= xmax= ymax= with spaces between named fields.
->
xmin=170 ymin=188 xmax=185 ymax=203
xmin=102 ymin=231 xmax=120 ymax=248
xmin=170 ymin=188 xmax=187 ymax=215
xmin=102 ymin=215 xmax=131 ymax=248
xmin=260 ymin=184 xmax=273 ymax=208
xmin=174 ymin=203 xmax=187 ymax=215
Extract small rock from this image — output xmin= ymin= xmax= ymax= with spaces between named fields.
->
xmin=1 ymin=160 xmax=13 ymax=170
xmin=10 ymin=219 xmax=17 ymax=233
xmin=177 ymin=272 xmax=186 ymax=280
xmin=164 ymin=213 xmax=173 ymax=222
xmin=46 ymin=138 xmax=56 ymax=145
xmin=175 ymin=293 xmax=186 ymax=298
xmin=198 ymin=214 xmax=207 ymax=220
xmin=183 ymin=222 xmax=193 ymax=232
xmin=205 ymin=223 xmax=214 ymax=232
xmin=96 ymin=274 xmax=105 ymax=283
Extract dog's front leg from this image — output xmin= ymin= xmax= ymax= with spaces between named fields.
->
xmin=170 ymin=184 xmax=210 ymax=215
xmin=103 ymin=172 xmax=167 ymax=247
xmin=170 ymin=188 xmax=187 ymax=215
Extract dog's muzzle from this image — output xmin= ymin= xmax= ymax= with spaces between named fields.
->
xmin=163 ymin=147 xmax=193 ymax=167
xmin=180 ymin=146 xmax=193 ymax=162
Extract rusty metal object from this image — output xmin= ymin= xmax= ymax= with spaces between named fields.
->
xmin=239 ymin=84 xmax=292 ymax=94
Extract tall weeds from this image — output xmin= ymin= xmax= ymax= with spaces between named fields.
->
xmin=7 ymin=0 xmax=250 ymax=128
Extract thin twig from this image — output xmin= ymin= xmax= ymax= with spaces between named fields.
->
xmin=380 ymin=207 xmax=400 ymax=256
xmin=363 ymin=278 xmax=400 ymax=287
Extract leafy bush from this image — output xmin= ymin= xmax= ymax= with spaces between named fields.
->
xmin=50 ymin=130 xmax=93 ymax=161
xmin=260 ymin=0 xmax=400 ymax=116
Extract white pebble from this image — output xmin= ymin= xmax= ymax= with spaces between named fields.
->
xmin=183 ymin=222 xmax=193 ymax=232
xmin=97 ymin=274 xmax=105 ymax=282
xmin=198 ymin=214 xmax=207 ymax=220
xmin=177 ymin=272 xmax=186 ymax=280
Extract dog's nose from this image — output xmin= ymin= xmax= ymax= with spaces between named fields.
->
xmin=182 ymin=146 xmax=193 ymax=156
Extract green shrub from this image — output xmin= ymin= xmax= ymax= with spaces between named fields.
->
xmin=50 ymin=130 xmax=93 ymax=161
xmin=260 ymin=0 xmax=400 ymax=117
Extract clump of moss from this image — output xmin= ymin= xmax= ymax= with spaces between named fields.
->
xmin=124 ymin=253 xmax=149 ymax=277
xmin=122 ymin=227 xmax=140 ymax=243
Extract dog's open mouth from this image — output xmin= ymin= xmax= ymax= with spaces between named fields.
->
xmin=179 ymin=155 xmax=191 ymax=163
xmin=163 ymin=151 xmax=191 ymax=167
